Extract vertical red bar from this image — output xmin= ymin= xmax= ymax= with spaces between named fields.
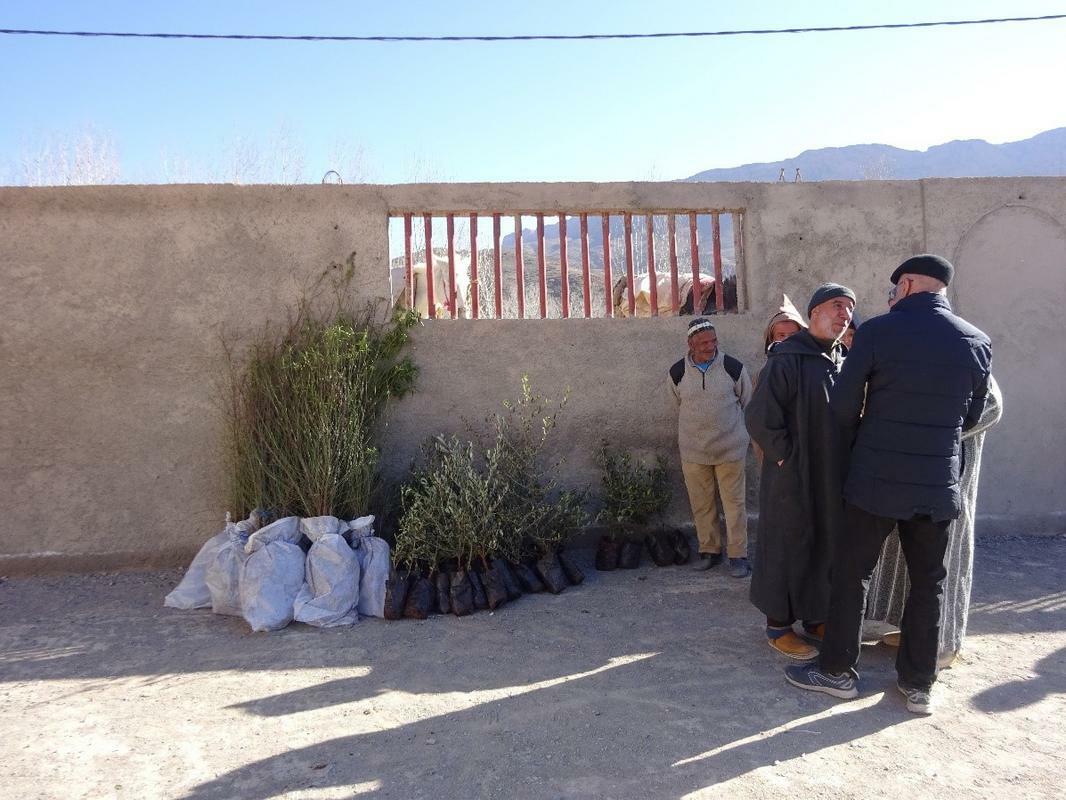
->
xmin=601 ymin=214 xmax=613 ymax=318
xmin=558 ymin=213 xmax=569 ymax=319
xmin=469 ymin=214 xmax=478 ymax=320
xmin=623 ymin=213 xmax=635 ymax=316
xmin=688 ymin=212 xmax=700 ymax=315
xmin=667 ymin=214 xmax=679 ymax=313
xmin=731 ymin=211 xmax=744 ymax=312
xmin=580 ymin=213 xmax=591 ymax=318
xmin=417 ymin=213 xmax=430 ymax=320
xmin=492 ymin=213 xmax=503 ymax=318
xmin=711 ymin=212 xmax=724 ymax=312
xmin=514 ymin=214 xmax=525 ymax=319
xmin=536 ymin=213 xmax=547 ymax=319
xmin=646 ymin=213 xmax=658 ymax=317
xmin=446 ymin=214 xmax=457 ymax=319
xmin=403 ymin=213 xmax=414 ymax=308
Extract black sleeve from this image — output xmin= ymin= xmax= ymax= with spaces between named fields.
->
xmin=963 ymin=341 xmax=993 ymax=432
xmin=963 ymin=370 xmax=990 ymax=432
xmin=744 ymin=355 xmax=795 ymax=464
xmin=829 ymin=324 xmax=873 ymax=444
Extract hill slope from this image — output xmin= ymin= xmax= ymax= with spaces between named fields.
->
xmin=684 ymin=127 xmax=1066 ymax=182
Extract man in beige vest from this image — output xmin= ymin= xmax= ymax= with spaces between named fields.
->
xmin=669 ymin=318 xmax=753 ymax=578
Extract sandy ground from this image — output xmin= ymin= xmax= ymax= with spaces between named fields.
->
xmin=1 ymin=535 xmax=1064 ymax=800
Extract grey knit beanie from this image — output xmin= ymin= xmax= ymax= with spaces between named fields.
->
xmin=807 ymin=283 xmax=857 ymax=317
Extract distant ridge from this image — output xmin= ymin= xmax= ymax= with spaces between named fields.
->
xmin=684 ymin=127 xmax=1066 ymax=182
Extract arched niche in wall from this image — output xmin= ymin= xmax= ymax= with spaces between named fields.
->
xmin=953 ymin=204 xmax=1066 ymax=518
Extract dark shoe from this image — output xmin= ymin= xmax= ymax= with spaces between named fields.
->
xmin=728 ymin=557 xmax=751 ymax=578
xmin=897 ymin=681 xmax=934 ymax=715
xmin=692 ymin=552 xmax=723 ymax=571
xmin=785 ymin=663 xmax=859 ymax=699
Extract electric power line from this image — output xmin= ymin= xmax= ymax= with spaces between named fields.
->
xmin=1 ymin=14 xmax=1065 ymax=43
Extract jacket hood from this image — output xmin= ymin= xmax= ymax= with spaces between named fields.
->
xmin=767 ymin=328 xmax=841 ymax=360
xmin=763 ymin=294 xmax=807 ymax=352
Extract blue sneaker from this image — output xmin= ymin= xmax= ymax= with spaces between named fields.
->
xmin=785 ymin=663 xmax=859 ymax=699
xmin=729 ymin=557 xmax=751 ymax=578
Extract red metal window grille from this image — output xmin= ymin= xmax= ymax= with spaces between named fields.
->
xmin=387 ymin=210 xmax=744 ymax=319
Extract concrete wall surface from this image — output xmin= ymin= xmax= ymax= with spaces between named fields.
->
xmin=2 ymin=179 xmax=1063 ymax=573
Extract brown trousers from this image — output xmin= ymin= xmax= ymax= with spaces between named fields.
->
xmin=681 ymin=459 xmax=748 ymax=559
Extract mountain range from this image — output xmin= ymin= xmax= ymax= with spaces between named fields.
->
xmin=498 ymin=127 xmax=1064 ymax=257
xmin=684 ymin=127 xmax=1066 ymax=182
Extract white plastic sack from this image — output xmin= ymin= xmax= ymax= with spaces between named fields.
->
xmin=206 ymin=538 xmax=247 ymax=618
xmin=293 ymin=517 xmax=361 ymax=627
xmin=168 ymin=514 xmax=259 ymax=611
xmin=240 ymin=516 xmax=305 ymax=632
xmin=348 ymin=515 xmax=390 ymax=618
xmin=165 ymin=531 xmax=229 ymax=610
xmin=297 ymin=516 xmax=348 ymax=540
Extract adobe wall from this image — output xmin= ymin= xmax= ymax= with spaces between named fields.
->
xmin=1 ymin=179 xmax=1062 ymax=572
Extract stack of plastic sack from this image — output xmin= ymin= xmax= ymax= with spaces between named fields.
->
xmin=292 ymin=516 xmax=361 ymax=627
xmin=347 ymin=515 xmax=390 ymax=618
xmin=167 ymin=512 xmax=393 ymax=630
xmin=239 ymin=516 xmax=306 ymax=632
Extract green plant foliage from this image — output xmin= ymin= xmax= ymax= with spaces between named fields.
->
xmin=596 ymin=442 xmax=671 ymax=527
xmin=396 ymin=377 xmax=589 ymax=570
xmin=395 ymin=434 xmax=509 ymax=570
xmin=488 ymin=376 xmax=588 ymax=557
xmin=224 ymin=301 xmax=418 ymax=520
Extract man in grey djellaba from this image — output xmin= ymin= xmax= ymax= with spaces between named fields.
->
xmin=863 ymin=375 xmax=1003 ymax=666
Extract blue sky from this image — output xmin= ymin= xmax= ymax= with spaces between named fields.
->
xmin=2 ymin=0 xmax=1065 ymax=184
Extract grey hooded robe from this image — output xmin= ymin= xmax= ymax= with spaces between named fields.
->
xmin=744 ymin=330 xmax=848 ymax=622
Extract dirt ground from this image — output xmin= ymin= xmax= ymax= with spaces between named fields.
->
xmin=1 ymin=535 xmax=1064 ymax=800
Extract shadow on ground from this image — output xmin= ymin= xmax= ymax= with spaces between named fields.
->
xmin=1 ymin=535 xmax=1063 ymax=798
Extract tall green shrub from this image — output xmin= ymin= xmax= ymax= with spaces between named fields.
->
xmin=224 ymin=302 xmax=417 ymax=519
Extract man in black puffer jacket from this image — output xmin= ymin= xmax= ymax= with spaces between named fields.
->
xmin=785 ymin=255 xmax=992 ymax=715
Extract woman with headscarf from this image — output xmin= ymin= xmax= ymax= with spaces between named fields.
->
xmin=761 ymin=295 xmax=807 ymax=360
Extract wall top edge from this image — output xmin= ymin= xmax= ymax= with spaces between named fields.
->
xmin=2 ymin=176 xmax=1066 ymax=194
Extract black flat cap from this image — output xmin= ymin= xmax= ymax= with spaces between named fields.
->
xmin=890 ymin=254 xmax=954 ymax=286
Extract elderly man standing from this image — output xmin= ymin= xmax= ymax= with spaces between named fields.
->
xmin=669 ymin=318 xmax=753 ymax=578
xmin=786 ymin=255 xmax=992 ymax=715
xmin=745 ymin=284 xmax=856 ymax=660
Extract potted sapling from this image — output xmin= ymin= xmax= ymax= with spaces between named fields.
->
xmin=524 ymin=489 xmax=589 ymax=593
xmin=595 ymin=443 xmax=671 ymax=570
